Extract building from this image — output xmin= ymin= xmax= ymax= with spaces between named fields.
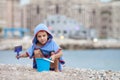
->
xmin=111 ymin=1 xmax=120 ymax=39
xmin=43 ymin=15 xmax=90 ymax=39
xmin=0 ymin=0 xmax=29 ymax=38
xmin=0 ymin=0 xmax=7 ymax=28
xmin=23 ymin=0 xmax=100 ymax=37
xmin=0 ymin=0 xmax=120 ymax=39
xmin=96 ymin=1 xmax=120 ymax=39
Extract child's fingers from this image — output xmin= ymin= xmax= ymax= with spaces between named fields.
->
xmin=51 ymin=52 xmax=55 ymax=55
xmin=16 ymin=55 xmax=20 ymax=59
xmin=50 ymin=52 xmax=55 ymax=61
xmin=50 ymin=55 xmax=56 ymax=61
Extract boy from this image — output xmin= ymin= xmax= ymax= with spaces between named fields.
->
xmin=16 ymin=24 xmax=65 ymax=72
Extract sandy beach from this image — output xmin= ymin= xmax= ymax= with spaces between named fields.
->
xmin=0 ymin=64 xmax=120 ymax=80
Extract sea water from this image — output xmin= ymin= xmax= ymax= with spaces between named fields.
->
xmin=0 ymin=49 xmax=120 ymax=71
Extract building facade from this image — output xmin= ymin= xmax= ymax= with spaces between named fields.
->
xmin=0 ymin=0 xmax=22 ymax=28
xmin=96 ymin=1 xmax=120 ymax=39
xmin=24 ymin=0 xmax=100 ymax=36
xmin=0 ymin=0 xmax=7 ymax=28
xmin=0 ymin=0 xmax=120 ymax=39
xmin=43 ymin=15 xmax=91 ymax=39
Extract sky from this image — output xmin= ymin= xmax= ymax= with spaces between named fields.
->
xmin=20 ymin=0 xmax=30 ymax=5
xmin=100 ymin=0 xmax=111 ymax=2
xmin=20 ymin=0 xmax=112 ymax=5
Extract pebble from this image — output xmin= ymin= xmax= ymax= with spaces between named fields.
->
xmin=0 ymin=64 xmax=120 ymax=80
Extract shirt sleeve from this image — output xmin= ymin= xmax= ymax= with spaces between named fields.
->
xmin=26 ymin=45 xmax=34 ymax=58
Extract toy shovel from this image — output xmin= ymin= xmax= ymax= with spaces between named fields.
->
xmin=43 ymin=58 xmax=54 ymax=63
xmin=14 ymin=45 xmax=22 ymax=59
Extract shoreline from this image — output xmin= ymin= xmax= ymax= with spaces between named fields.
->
xmin=0 ymin=64 xmax=120 ymax=80
xmin=0 ymin=38 xmax=120 ymax=50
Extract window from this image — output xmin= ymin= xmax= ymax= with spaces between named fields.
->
xmin=51 ymin=20 xmax=54 ymax=24
xmin=63 ymin=30 xmax=67 ymax=34
xmin=58 ymin=30 xmax=61 ymax=33
xmin=82 ymin=31 xmax=86 ymax=34
xmin=102 ymin=26 xmax=107 ymax=29
xmin=78 ymin=8 xmax=82 ymax=13
xmin=51 ymin=30 xmax=54 ymax=33
xmin=36 ymin=5 xmax=40 ymax=14
xmin=47 ymin=21 xmax=49 ymax=26
xmin=56 ymin=4 xmax=59 ymax=14
xmin=92 ymin=10 xmax=96 ymax=15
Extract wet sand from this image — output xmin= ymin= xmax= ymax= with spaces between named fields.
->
xmin=0 ymin=64 xmax=120 ymax=80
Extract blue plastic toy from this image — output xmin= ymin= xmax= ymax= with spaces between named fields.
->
xmin=14 ymin=45 xmax=22 ymax=59
xmin=35 ymin=58 xmax=54 ymax=72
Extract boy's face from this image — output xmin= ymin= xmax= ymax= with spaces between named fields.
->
xmin=36 ymin=31 xmax=48 ymax=45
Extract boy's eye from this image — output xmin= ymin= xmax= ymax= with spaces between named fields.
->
xmin=43 ymin=35 xmax=46 ymax=37
xmin=37 ymin=35 xmax=46 ymax=38
xmin=37 ymin=36 xmax=41 ymax=38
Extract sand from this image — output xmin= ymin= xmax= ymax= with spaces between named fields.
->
xmin=0 ymin=64 xmax=120 ymax=80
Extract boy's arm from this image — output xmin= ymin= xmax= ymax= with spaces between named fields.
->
xmin=16 ymin=52 xmax=29 ymax=58
xmin=50 ymin=40 xmax=63 ymax=61
xmin=55 ymin=50 xmax=63 ymax=59
xmin=51 ymin=50 xmax=63 ymax=61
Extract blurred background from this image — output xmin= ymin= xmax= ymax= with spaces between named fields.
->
xmin=0 ymin=0 xmax=120 ymax=71
xmin=0 ymin=0 xmax=120 ymax=40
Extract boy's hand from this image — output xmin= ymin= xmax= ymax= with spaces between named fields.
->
xmin=34 ymin=49 xmax=43 ymax=58
xmin=16 ymin=55 xmax=19 ymax=59
xmin=16 ymin=53 xmax=28 ymax=59
xmin=34 ymin=49 xmax=40 ymax=54
xmin=16 ymin=54 xmax=21 ymax=59
xmin=50 ymin=52 xmax=56 ymax=61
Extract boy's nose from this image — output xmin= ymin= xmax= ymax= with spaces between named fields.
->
xmin=41 ymin=37 xmax=44 ymax=39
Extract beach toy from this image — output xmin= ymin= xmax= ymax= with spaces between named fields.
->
xmin=35 ymin=58 xmax=54 ymax=72
xmin=14 ymin=45 xmax=22 ymax=59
